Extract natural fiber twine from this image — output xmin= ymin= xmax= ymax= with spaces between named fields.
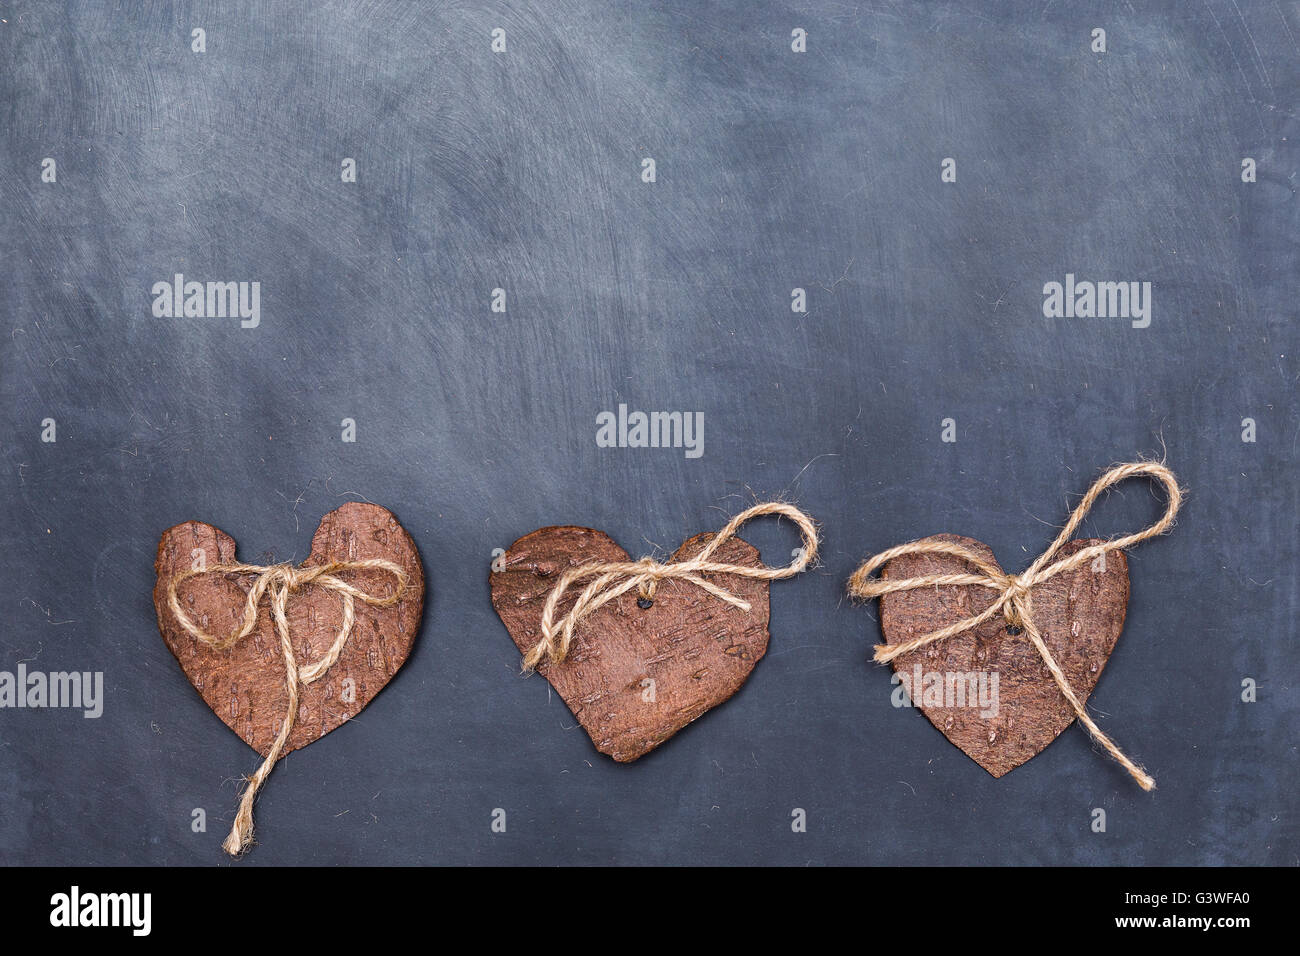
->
xmin=525 ymin=502 xmax=819 ymax=671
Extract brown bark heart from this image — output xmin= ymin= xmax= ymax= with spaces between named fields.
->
xmin=153 ymin=502 xmax=424 ymax=758
xmin=489 ymin=525 xmax=770 ymax=761
xmin=878 ymin=533 xmax=1128 ymax=777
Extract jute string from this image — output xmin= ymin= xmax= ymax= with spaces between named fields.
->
xmin=847 ymin=462 xmax=1181 ymax=791
xmin=166 ymin=557 xmax=409 ymax=855
xmin=524 ymin=502 xmax=819 ymax=671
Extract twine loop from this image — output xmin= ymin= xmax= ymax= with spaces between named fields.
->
xmin=524 ymin=502 xmax=819 ymax=671
xmin=848 ymin=461 xmax=1182 ymax=791
xmin=166 ymin=557 xmax=408 ymax=856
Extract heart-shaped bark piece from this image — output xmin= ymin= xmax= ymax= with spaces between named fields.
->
xmin=878 ymin=534 xmax=1128 ymax=777
xmin=490 ymin=525 xmax=770 ymax=761
xmin=153 ymin=502 xmax=424 ymax=757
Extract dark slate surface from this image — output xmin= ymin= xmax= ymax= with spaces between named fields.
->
xmin=0 ymin=0 xmax=1295 ymax=866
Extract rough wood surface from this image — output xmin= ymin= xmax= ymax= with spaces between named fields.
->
xmin=490 ymin=525 xmax=770 ymax=761
xmin=153 ymin=502 xmax=424 ymax=758
xmin=879 ymin=533 xmax=1129 ymax=778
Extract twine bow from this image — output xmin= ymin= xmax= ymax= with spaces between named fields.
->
xmin=847 ymin=461 xmax=1182 ymax=790
xmin=166 ymin=557 xmax=409 ymax=856
xmin=524 ymin=502 xmax=819 ymax=671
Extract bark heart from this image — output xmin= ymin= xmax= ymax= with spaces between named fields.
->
xmin=489 ymin=525 xmax=771 ymax=761
xmin=153 ymin=502 xmax=424 ymax=758
xmin=878 ymin=533 xmax=1129 ymax=777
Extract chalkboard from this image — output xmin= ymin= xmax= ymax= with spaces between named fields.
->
xmin=1 ymin=0 xmax=1295 ymax=866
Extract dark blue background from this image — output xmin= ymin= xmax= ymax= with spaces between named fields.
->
xmin=1 ymin=0 xmax=1295 ymax=865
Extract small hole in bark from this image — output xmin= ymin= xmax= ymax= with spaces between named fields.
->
xmin=637 ymin=597 xmax=654 ymax=610
xmin=1005 ymin=624 xmax=1023 ymax=636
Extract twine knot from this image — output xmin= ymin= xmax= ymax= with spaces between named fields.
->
xmin=630 ymin=557 xmax=665 ymax=602
xmin=166 ymin=556 xmax=408 ymax=856
xmin=1001 ymin=573 xmax=1035 ymax=628
xmin=848 ymin=461 xmax=1182 ymax=791
xmin=523 ymin=502 xmax=819 ymax=671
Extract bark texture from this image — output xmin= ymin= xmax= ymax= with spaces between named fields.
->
xmin=490 ymin=525 xmax=770 ymax=761
xmin=154 ymin=502 xmax=424 ymax=758
xmin=879 ymin=534 xmax=1129 ymax=777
